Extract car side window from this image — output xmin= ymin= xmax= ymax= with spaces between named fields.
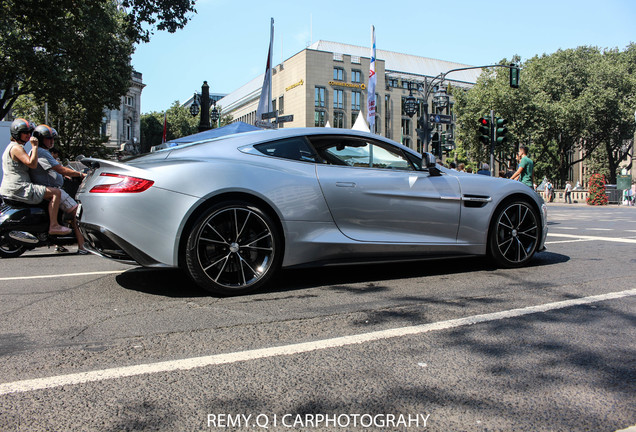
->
xmin=310 ymin=137 xmax=415 ymax=171
xmin=254 ymin=138 xmax=320 ymax=163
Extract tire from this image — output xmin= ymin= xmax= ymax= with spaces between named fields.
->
xmin=0 ymin=233 xmax=27 ymax=258
xmin=185 ymin=201 xmax=282 ymax=295
xmin=488 ymin=199 xmax=540 ymax=268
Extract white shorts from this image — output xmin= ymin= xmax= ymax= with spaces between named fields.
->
xmin=60 ymin=189 xmax=78 ymax=214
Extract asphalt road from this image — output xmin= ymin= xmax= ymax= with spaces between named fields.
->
xmin=0 ymin=204 xmax=635 ymax=431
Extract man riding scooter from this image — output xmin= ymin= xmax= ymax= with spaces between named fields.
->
xmin=29 ymin=124 xmax=88 ymax=254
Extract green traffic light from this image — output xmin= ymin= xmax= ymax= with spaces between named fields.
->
xmin=509 ymin=64 xmax=520 ymax=88
xmin=495 ymin=117 xmax=507 ymax=144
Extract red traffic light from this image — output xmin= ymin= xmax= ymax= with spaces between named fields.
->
xmin=478 ymin=117 xmax=489 ymax=125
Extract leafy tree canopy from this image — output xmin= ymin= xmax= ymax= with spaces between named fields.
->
xmin=1 ymin=0 xmax=196 ymax=157
xmin=453 ymin=43 xmax=635 ymax=185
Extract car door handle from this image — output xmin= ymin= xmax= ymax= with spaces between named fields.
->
xmin=336 ymin=182 xmax=356 ymax=188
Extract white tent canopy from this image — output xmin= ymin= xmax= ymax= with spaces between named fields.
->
xmin=352 ymin=111 xmax=370 ymax=132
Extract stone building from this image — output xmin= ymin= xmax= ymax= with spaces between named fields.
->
xmin=102 ymin=70 xmax=145 ymax=153
xmin=217 ymin=40 xmax=480 ymax=155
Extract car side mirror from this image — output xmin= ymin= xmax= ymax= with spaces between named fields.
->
xmin=423 ymin=152 xmax=442 ymax=176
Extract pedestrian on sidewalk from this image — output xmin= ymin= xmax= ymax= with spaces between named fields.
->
xmin=565 ymin=181 xmax=573 ymax=204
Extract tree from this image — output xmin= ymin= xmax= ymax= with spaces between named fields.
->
xmin=1 ymin=0 xmax=196 ymax=158
xmin=140 ymin=101 xmax=198 ymax=150
xmin=453 ymin=45 xmax=636 ymax=186
xmin=1 ymin=0 xmax=196 ymax=120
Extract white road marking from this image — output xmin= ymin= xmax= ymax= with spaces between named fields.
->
xmin=547 ymin=233 xmax=636 ymax=244
xmin=1 ymin=288 xmax=635 ymax=395
xmin=545 ymin=239 xmax=592 ymax=245
xmin=0 ymin=270 xmax=125 ymax=281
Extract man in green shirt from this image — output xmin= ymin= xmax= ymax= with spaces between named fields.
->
xmin=510 ymin=145 xmax=534 ymax=188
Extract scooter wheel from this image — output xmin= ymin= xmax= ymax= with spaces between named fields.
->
xmin=0 ymin=234 xmax=27 ymax=258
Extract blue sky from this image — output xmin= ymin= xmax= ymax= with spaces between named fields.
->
xmin=131 ymin=0 xmax=635 ymax=114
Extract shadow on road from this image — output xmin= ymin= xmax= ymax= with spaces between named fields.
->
xmin=114 ymin=251 xmax=569 ymax=298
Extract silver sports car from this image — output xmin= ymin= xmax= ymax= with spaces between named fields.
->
xmin=76 ymin=128 xmax=547 ymax=295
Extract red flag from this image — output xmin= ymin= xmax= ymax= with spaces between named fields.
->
xmin=161 ymin=112 xmax=167 ymax=144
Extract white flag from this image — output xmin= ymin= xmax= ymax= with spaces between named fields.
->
xmin=367 ymin=25 xmax=376 ymax=133
xmin=256 ymin=18 xmax=274 ymax=128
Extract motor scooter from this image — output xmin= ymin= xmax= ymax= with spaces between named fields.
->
xmin=0 ymin=195 xmax=78 ymax=258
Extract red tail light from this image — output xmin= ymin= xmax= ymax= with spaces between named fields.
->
xmin=89 ymin=173 xmax=154 ymax=193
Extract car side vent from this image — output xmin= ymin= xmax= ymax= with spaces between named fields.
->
xmin=463 ymin=194 xmax=492 ymax=208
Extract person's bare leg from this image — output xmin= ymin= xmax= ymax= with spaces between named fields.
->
xmin=44 ymin=188 xmax=71 ymax=234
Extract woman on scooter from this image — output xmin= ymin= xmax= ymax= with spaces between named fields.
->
xmin=0 ymin=118 xmax=71 ymax=236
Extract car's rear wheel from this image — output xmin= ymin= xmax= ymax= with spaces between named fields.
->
xmin=488 ymin=200 xmax=540 ymax=268
xmin=0 ymin=233 xmax=27 ymax=258
xmin=185 ymin=201 xmax=281 ymax=295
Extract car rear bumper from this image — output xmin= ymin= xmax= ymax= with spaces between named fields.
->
xmin=79 ymin=222 xmax=169 ymax=267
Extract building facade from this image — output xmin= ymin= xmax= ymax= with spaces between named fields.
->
xmin=217 ymin=41 xmax=480 ymax=156
xmin=102 ymin=70 xmax=145 ymax=153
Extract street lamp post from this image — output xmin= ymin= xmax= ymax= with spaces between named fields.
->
xmin=190 ymin=81 xmax=219 ymax=131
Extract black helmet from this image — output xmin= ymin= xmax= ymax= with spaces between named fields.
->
xmin=10 ymin=118 xmax=35 ymax=141
xmin=33 ymin=124 xmax=55 ymax=142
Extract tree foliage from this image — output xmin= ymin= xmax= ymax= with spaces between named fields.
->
xmin=140 ymin=102 xmax=234 ymax=152
xmin=453 ymin=44 xmax=636 ymax=185
xmin=1 ymin=0 xmax=196 ymax=157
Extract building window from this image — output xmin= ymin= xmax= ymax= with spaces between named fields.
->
xmin=333 ymin=67 xmax=344 ymax=81
xmin=333 ymin=111 xmax=345 ymax=128
xmin=125 ymin=96 xmax=134 ymax=107
xmin=278 ymin=96 xmax=284 ymax=115
xmin=351 ymin=112 xmax=358 ymax=127
xmin=402 ymin=136 xmax=412 ymax=148
xmin=401 ymin=118 xmax=411 ymax=137
xmin=351 ymin=56 xmax=361 ymax=64
xmin=334 ymin=89 xmax=344 ymax=109
xmin=385 ymin=95 xmax=391 ymax=139
xmin=374 ymin=115 xmax=380 ymax=134
xmin=351 ymin=91 xmax=361 ymax=110
xmin=351 ymin=70 xmax=362 ymax=83
xmin=315 ymin=87 xmax=326 ymax=108
xmin=315 ymin=110 xmax=326 ymax=127
xmin=125 ymin=118 xmax=132 ymax=140
xmin=375 ymin=93 xmax=380 ymax=114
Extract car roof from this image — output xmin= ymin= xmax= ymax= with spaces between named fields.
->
xmin=162 ymin=127 xmax=421 ymax=159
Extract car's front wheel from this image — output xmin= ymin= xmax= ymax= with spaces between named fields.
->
xmin=488 ymin=199 xmax=540 ymax=268
xmin=185 ymin=201 xmax=282 ymax=295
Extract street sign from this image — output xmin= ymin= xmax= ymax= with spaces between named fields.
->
xmin=429 ymin=114 xmax=452 ymax=124
xmin=261 ymin=111 xmax=277 ymax=120
xmin=255 ymin=120 xmax=275 ymax=129
xmin=275 ymin=115 xmax=294 ymax=123
xmin=617 ymin=175 xmax=632 ymax=190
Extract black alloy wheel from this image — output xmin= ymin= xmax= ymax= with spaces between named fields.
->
xmin=489 ymin=200 xmax=540 ymax=268
xmin=185 ymin=201 xmax=281 ymax=295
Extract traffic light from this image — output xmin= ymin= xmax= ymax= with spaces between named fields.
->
xmin=509 ymin=64 xmax=520 ymax=88
xmin=478 ymin=117 xmax=490 ymax=145
xmin=432 ymin=132 xmax=440 ymax=156
xmin=495 ymin=117 xmax=508 ymax=145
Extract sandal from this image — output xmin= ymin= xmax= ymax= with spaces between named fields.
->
xmin=49 ymin=226 xmax=72 ymax=236
xmin=77 ymin=249 xmax=90 ymax=255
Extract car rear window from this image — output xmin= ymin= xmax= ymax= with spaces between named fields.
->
xmin=254 ymin=138 xmax=320 ymax=163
